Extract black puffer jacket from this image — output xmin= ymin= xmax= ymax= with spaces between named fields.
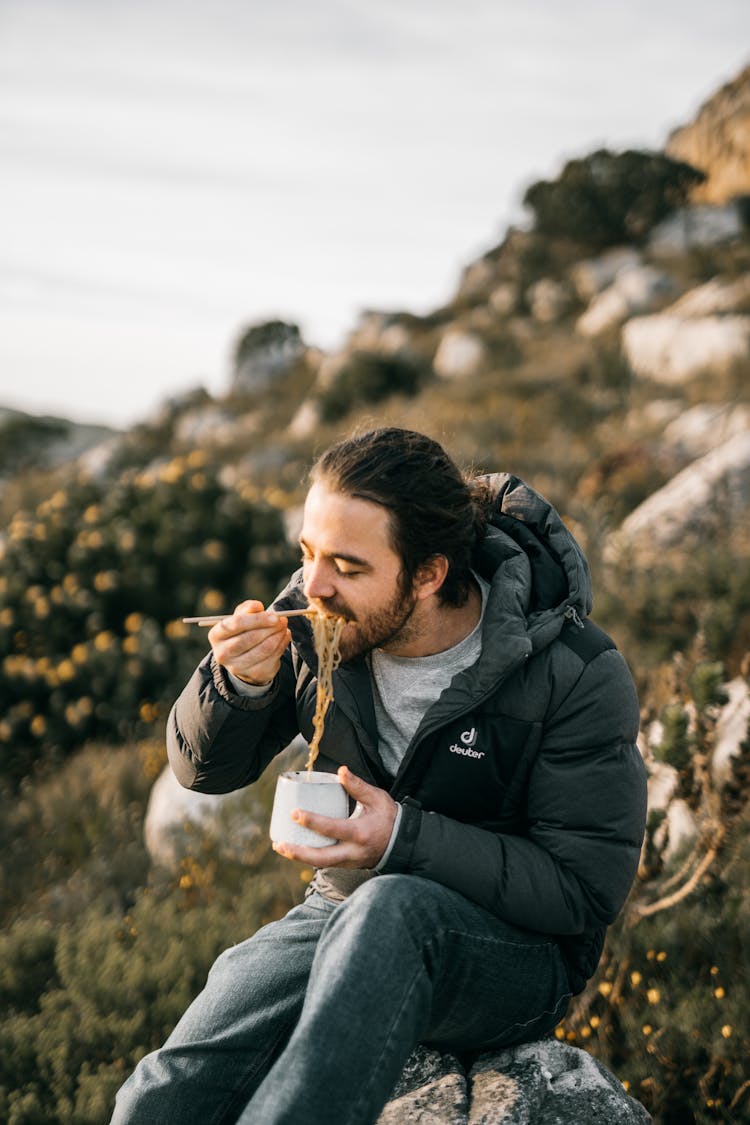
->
xmin=168 ymin=474 xmax=647 ymax=994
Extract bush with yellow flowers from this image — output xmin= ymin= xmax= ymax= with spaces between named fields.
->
xmin=0 ymin=453 xmax=297 ymax=785
xmin=560 ymin=653 xmax=750 ymax=1124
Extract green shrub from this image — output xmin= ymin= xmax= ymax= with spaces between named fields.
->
xmin=523 ymin=149 xmax=705 ymax=248
xmin=318 ymin=350 xmax=430 ymax=422
xmin=0 ymin=455 xmax=297 ymax=785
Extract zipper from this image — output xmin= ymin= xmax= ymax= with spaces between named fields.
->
xmin=564 ymin=605 xmax=584 ymax=629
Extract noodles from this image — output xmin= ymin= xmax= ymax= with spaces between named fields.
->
xmin=304 ymin=611 xmax=347 ymax=774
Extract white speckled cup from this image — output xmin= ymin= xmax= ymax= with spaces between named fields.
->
xmin=270 ymin=770 xmax=348 ymax=848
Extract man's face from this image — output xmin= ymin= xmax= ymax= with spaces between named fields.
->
xmin=299 ymin=481 xmax=418 ymax=661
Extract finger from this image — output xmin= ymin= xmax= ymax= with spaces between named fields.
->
xmin=337 ymin=765 xmax=378 ymax=803
xmin=272 ymin=839 xmax=358 ymax=866
xmin=291 ymin=808 xmax=358 ymax=841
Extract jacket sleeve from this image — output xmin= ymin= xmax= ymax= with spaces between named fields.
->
xmin=166 ymin=647 xmax=302 ymax=793
xmin=380 ymin=648 xmax=647 ymax=935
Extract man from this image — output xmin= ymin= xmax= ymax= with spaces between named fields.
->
xmin=112 ymin=427 xmax=647 ymax=1125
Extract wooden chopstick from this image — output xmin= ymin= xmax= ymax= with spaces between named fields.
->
xmin=182 ymin=609 xmax=317 ymax=625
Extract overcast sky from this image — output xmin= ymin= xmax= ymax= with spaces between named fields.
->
xmin=1 ymin=0 xmax=748 ymax=427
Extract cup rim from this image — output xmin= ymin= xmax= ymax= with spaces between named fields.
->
xmin=280 ymin=769 xmax=342 ymax=785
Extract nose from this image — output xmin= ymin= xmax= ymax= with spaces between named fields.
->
xmin=303 ymin=558 xmax=336 ymax=601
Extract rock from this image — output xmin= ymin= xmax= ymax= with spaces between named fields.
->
xmin=712 ymin=677 xmax=750 ymax=787
xmin=604 ymin=430 xmax=750 ymax=563
xmin=144 ymin=738 xmax=307 ymax=869
xmin=526 ymin=278 xmax=573 ymax=323
xmin=433 ymin=330 xmax=487 ymax=380
xmin=665 ymin=63 xmax=750 ymax=205
xmin=576 ymin=266 xmax=677 ymax=337
xmin=232 ymin=320 xmax=305 ymax=393
xmin=456 ymin=258 xmax=497 ymax=302
xmin=569 ymin=248 xmax=642 ymax=302
xmin=622 ymin=313 xmax=750 ymax=384
xmin=287 ymin=398 xmax=321 ymax=439
xmin=662 ymin=402 xmax=750 ymax=459
xmin=378 ymin=1042 xmax=651 ymax=1123
xmin=378 ymin=1046 xmax=468 ymax=1124
xmin=648 ymin=203 xmax=744 ymax=255
xmin=667 ymin=275 xmax=750 ymax=318
xmin=489 ymin=283 xmax=519 ymax=317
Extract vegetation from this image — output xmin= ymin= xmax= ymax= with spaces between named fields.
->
xmin=523 ymin=149 xmax=706 ymax=248
xmin=1 ymin=127 xmax=749 ymax=1121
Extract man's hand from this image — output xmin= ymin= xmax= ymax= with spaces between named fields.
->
xmin=273 ymin=766 xmax=398 ymax=869
xmin=208 ymin=600 xmax=291 ymax=686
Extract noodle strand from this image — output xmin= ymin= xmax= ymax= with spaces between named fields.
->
xmin=304 ymin=612 xmax=346 ymax=774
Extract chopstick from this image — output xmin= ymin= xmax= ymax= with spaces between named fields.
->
xmin=182 ymin=609 xmax=317 ymax=625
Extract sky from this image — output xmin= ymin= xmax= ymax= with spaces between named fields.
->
xmin=1 ymin=0 xmax=748 ymax=428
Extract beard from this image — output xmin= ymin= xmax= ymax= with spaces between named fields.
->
xmin=312 ymin=583 xmax=419 ymax=662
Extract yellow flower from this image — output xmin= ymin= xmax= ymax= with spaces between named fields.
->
xmin=0 ymin=720 xmax=12 ymax=741
xmin=554 ymin=1026 xmax=566 ymax=1040
xmin=124 ymin=612 xmax=144 ymax=633
xmin=94 ymin=631 xmax=116 ymax=652
xmin=187 ymin=449 xmax=207 ymax=468
xmin=83 ymin=504 xmax=101 ymax=524
xmin=202 ymin=589 xmax=224 ymax=612
xmin=34 ymin=597 xmax=50 ymax=619
xmin=30 ymin=715 xmax=47 ymax=737
xmin=165 ymin=619 xmax=189 ymax=639
xmin=190 ymin=472 xmax=207 ymax=490
xmin=202 ymin=540 xmax=224 ymax=561
xmin=647 ymin=989 xmax=661 ymax=1004
xmin=123 ymin=636 xmax=139 ymax=654
xmin=580 ymin=1026 xmax=592 ymax=1039
xmin=590 ymin=1016 xmax=601 ymax=1029
xmin=57 ymin=659 xmax=76 ymax=682
xmin=0 ymin=608 xmax=14 ymax=627
xmin=598 ymin=981 xmax=613 ymax=997
xmin=94 ymin=571 xmax=117 ymax=592
xmin=721 ymin=1025 xmax=732 ymax=1038
xmin=630 ymin=971 xmax=642 ymax=987
xmin=714 ymin=987 xmax=725 ymax=999
xmin=72 ymin=643 xmax=89 ymax=664
xmin=642 ymin=1025 xmax=652 ymax=1037
xmin=656 ymin=951 xmax=667 ymax=962
xmin=710 ymin=965 xmax=719 ymax=976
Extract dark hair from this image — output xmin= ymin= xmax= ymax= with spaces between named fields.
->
xmin=310 ymin=428 xmax=494 ymax=607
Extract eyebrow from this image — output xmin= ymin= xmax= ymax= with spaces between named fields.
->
xmin=299 ymin=537 xmax=373 ymax=570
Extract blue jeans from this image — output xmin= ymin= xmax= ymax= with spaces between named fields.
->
xmin=111 ymin=875 xmax=571 ymax=1125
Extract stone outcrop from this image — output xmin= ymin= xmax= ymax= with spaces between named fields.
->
xmin=605 ymin=430 xmax=750 ymax=563
xmin=433 ymin=329 xmax=487 ymax=380
xmin=232 ymin=320 xmax=306 ymax=393
xmin=665 ymin=64 xmax=750 ymax=204
xmin=576 ymin=265 xmax=677 ymax=337
xmin=378 ymin=1042 xmax=652 ymax=1123
xmin=647 ymin=203 xmax=745 ymax=255
xmin=622 ymin=312 xmax=750 ymax=384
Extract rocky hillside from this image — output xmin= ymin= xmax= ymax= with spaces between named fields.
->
xmin=2 ymin=64 xmax=750 ymax=1125
xmin=666 ymin=63 xmax=750 ymax=204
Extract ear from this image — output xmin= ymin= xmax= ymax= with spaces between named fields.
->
xmin=413 ymin=555 xmax=449 ymax=601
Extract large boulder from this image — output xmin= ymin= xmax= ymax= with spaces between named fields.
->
xmin=576 ymin=265 xmax=677 ymax=337
xmin=605 ymin=430 xmax=750 ymax=563
xmin=232 ymin=320 xmax=306 ymax=393
xmin=378 ymin=1042 xmax=651 ymax=1123
xmin=569 ymin=247 xmax=642 ymax=302
xmin=664 ymin=63 xmax=750 ymax=204
xmin=144 ymin=738 xmax=307 ymax=869
xmin=433 ymin=329 xmax=487 ymax=380
xmin=648 ymin=203 xmax=745 ymax=255
xmin=622 ymin=313 xmax=750 ymax=384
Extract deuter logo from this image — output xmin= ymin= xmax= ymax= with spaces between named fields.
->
xmin=449 ymin=726 xmax=485 ymax=760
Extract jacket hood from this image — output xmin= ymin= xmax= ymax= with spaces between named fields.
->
xmin=475 ymin=473 xmax=593 ymax=653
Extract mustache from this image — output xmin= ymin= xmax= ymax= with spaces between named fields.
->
xmin=309 ymin=597 xmax=355 ymax=622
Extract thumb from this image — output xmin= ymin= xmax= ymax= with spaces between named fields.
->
xmin=337 ymin=765 xmax=375 ymax=802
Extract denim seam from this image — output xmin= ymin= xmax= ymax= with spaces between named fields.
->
xmin=206 ymin=1017 xmax=298 ymax=1125
xmin=344 ymin=964 xmax=425 ymax=1125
